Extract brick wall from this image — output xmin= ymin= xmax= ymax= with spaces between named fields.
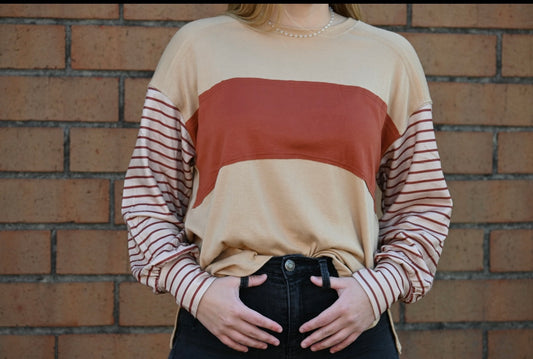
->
xmin=0 ymin=4 xmax=531 ymax=359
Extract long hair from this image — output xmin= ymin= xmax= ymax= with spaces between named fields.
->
xmin=226 ymin=4 xmax=362 ymax=27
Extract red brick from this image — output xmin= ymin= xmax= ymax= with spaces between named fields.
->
xmin=124 ymin=4 xmax=227 ymax=21
xmin=56 ymin=230 xmax=130 ymax=274
xmin=122 ymin=4 xmax=407 ymax=25
xmin=71 ymin=26 xmax=178 ymax=71
xmin=0 ymin=24 xmax=64 ymax=69
xmin=435 ymin=131 xmax=493 ymax=174
xmin=0 ymin=335 xmax=55 ymax=359
xmin=413 ymin=4 xmax=533 ymax=29
xmin=358 ymin=4 xmax=407 ymax=25
xmin=0 ymin=230 xmax=51 ymax=274
xmin=114 ymin=180 xmax=125 ymax=225
xmin=448 ymin=180 xmax=533 ymax=223
xmin=123 ymin=4 xmax=405 ymax=24
xmin=58 ymin=334 xmax=170 ymax=359
xmin=70 ymin=128 xmax=138 ymax=172
xmin=0 ymin=179 xmax=109 ymax=223
xmin=124 ymin=78 xmax=150 ymax=123
xmin=398 ymin=329 xmax=482 ymax=359
xmin=119 ymin=282 xmax=177 ymax=326
xmin=0 ymin=4 xmax=118 ymax=19
xmin=503 ymin=35 xmax=533 ymax=77
xmin=429 ymin=82 xmax=533 ymax=126
xmin=0 ymin=127 xmax=63 ymax=171
xmin=490 ymin=230 xmax=533 ymax=272
xmin=405 ymin=279 xmax=533 ymax=322
xmin=498 ymin=132 xmax=533 ymax=173
xmin=0 ymin=76 xmax=118 ymax=122
xmin=0 ymin=282 xmax=114 ymax=326
xmin=488 ymin=329 xmax=533 ymax=359
xmin=438 ymin=229 xmax=484 ymax=271
xmin=403 ymin=33 xmax=496 ymax=77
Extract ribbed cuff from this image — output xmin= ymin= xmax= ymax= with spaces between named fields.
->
xmin=352 ymin=261 xmax=409 ymax=320
xmin=159 ymin=255 xmax=216 ymax=317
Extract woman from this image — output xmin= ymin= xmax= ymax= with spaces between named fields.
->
xmin=122 ymin=4 xmax=453 ymax=358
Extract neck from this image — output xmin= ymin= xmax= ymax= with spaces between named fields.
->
xmin=276 ymin=4 xmax=331 ymax=29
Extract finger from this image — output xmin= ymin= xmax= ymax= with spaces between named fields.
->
xmin=240 ymin=304 xmax=283 ymax=334
xmin=235 ymin=318 xmax=281 ymax=346
xmin=237 ymin=277 xmax=283 ymax=334
xmin=226 ymin=329 xmax=270 ymax=350
xmin=299 ymin=304 xmax=338 ymax=333
xmin=218 ymin=334 xmax=249 ymax=353
xmin=329 ymin=331 xmax=361 ymax=354
xmin=300 ymin=319 xmax=343 ymax=349
xmin=310 ymin=275 xmax=346 ymax=290
xmin=210 ymin=306 xmax=280 ymax=348
xmin=308 ymin=328 xmax=351 ymax=352
xmin=309 ymin=275 xmax=323 ymax=287
xmin=247 ymin=273 xmax=268 ymax=287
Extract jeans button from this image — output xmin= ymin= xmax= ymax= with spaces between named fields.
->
xmin=284 ymin=259 xmax=295 ymax=271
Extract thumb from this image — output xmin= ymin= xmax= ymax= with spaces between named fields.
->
xmin=246 ymin=273 xmax=268 ymax=288
xmin=310 ymin=275 xmax=345 ymax=289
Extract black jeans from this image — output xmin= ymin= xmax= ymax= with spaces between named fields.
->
xmin=169 ymin=255 xmax=399 ymax=359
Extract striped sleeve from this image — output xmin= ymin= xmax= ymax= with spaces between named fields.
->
xmin=122 ymin=86 xmax=215 ymax=317
xmin=353 ymin=104 xmax=453 ymax=320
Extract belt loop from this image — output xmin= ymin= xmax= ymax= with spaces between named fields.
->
xmin=318 ymin=258 xmax=331 ymax=289
xmin=240 ymin=276 xmax=249 ymax=289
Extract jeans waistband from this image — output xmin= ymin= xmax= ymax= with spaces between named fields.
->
xmin=250 ymin=254 xmax=338 ymax=289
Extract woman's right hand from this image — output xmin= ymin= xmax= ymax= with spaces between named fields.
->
xmin=195 ymin=274 xmax=283 ymax=352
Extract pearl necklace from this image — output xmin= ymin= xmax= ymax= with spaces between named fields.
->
xmin=268 ymin=8 xmax=335 ymax=39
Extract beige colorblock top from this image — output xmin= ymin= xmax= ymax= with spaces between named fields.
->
xmin=122 ymin=15 xmax=452 ymax=344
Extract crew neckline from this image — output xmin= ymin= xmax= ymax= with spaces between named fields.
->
xmin=225 ymin=14 xmax=359 ymax=39
xmin=269 ymin=16 xmax=359 ymax=38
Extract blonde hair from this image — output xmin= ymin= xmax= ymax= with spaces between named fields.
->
xmin=226 ymin=4 xmax=362 ymax=27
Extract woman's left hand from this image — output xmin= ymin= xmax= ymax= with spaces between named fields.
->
xmin=299 ymin=276 xmax=376 ymax=353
